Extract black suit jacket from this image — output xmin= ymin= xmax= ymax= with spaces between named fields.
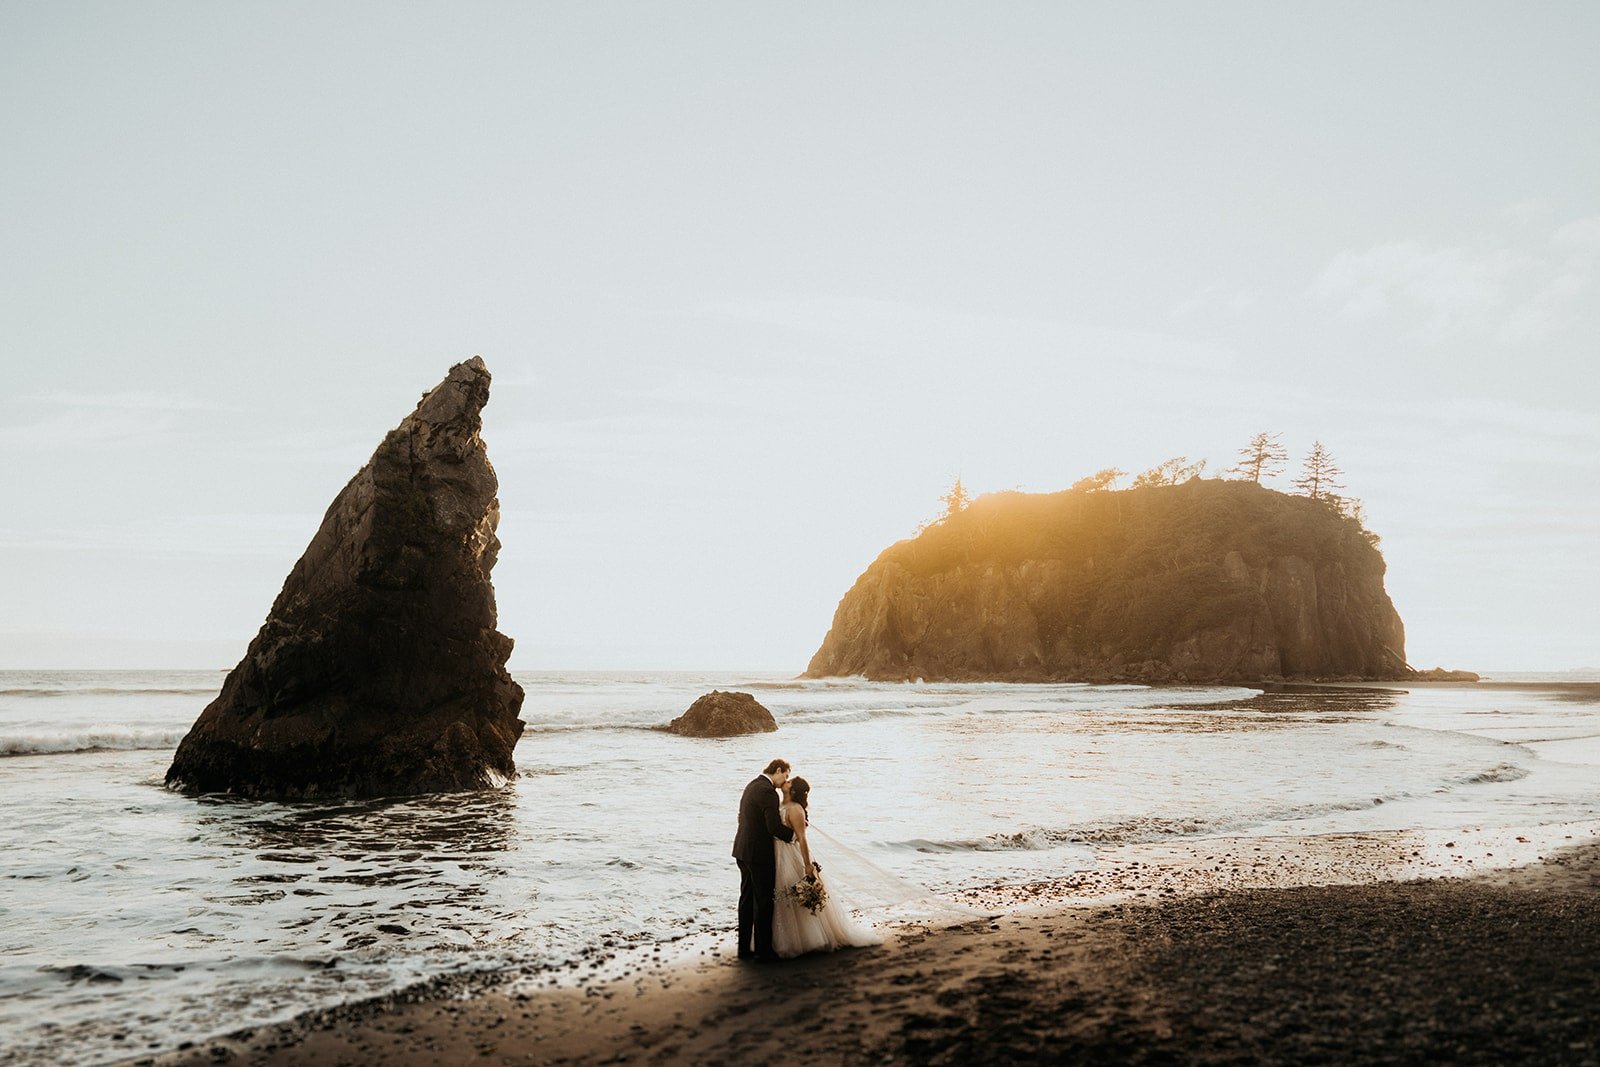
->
xmin=731 ymin=775 xmax=795 ymax=863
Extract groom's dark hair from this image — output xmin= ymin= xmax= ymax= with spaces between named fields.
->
xmin=763 ymin=759 xmax=791 ymax=775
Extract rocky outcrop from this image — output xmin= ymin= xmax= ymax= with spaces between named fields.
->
xmin=167 ymin=357 xmax=525 ymax=797
xmin=1410 ymin=667 xmax=1480 ymax=682
xmin=807 ymin=479 xmax=1409 ymax=684
xmin=665 ymin=691 xmax=779 ymax=737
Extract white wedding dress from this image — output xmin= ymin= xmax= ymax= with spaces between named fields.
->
xmin=771 ymin=804 xmax=884 ymax=959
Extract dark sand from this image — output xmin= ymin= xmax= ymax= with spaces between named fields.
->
xmin=143 ymin=842 xmax=1600 ymax=1067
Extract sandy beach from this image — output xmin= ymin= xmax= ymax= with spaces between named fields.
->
xmin=9 ymin=2 xmax=1597 ymax=1063
xmin=142 ymin=830 xmax=1600 ymax=1066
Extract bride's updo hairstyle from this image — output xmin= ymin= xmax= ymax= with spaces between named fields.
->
xmin=788 ymin=776 xmax=811 ymax=810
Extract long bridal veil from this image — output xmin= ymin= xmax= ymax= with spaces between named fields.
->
xmin=806 ymin=823 xmax=983 ymax=925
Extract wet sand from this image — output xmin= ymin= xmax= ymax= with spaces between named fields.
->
xmin=143 ymin=833 xmax=1600 ymax=1067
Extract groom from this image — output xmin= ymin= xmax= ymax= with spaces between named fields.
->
xmin=731 ymin=758 xmax=796 ymax=962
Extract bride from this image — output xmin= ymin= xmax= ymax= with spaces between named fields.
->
xmin=771 ymin=776 xmax=884 ymax=958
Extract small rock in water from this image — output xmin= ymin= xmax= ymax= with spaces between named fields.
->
xmin=663 ymin=691 xmax=778 ymax=737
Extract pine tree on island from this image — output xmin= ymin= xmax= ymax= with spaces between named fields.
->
xmin=1294 ymin=440 xmax=1345 ymax=501
xmin=1228 ymin=431 xmax=1288 ymax=484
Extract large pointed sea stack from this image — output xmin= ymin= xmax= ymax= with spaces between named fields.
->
xmin=807 ymin=479 xmax=1409 ymax=684
xmin=167 ymin=357 xmax=525 ymax=797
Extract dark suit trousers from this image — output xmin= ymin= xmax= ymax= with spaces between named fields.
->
xmin=736 ymin=850 xmax=777 ymax=957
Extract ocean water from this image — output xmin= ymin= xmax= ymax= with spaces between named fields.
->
xmin=3 ymin=670 xmax=1599 ymax=1064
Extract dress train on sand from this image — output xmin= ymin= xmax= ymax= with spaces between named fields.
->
xmin=771 ymin=807 xmax=884 ymax=959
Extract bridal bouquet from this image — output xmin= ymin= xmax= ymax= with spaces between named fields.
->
xmin=789 ymin=876 xmax=828 ymax=914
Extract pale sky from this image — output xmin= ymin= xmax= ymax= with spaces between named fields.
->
xmin=2 ymin=3 xmax=1596 ymax=672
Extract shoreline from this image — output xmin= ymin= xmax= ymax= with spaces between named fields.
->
xmin=141 ymin=823 xmax=1600 ymax=1066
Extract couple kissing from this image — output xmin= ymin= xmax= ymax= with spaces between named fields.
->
xmin=731 ymin=758 xmax=882 ymax=962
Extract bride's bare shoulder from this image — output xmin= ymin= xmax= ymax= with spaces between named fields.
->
xmin=782 ymin=801 xmax=807 ymax=825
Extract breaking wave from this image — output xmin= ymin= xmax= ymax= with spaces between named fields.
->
xmin=1 ymin=727 xmax=187 ymax=757
xmin=0 ymin=687 xmax=216 ymax=698
xmin=1448 ymin=763 xmax=1530 ymax=786
xmin=892 ymin=830 xmax=1061 ymax=852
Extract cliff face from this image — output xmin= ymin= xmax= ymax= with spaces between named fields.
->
xmin=167 ymin=357 xmax=525 ymax=797
xmin=806 ymin=480 xmax=1408 ymax=684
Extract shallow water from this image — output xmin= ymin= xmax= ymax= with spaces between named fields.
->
xmin=2 ymin=671 xmax=1598 ymax=1064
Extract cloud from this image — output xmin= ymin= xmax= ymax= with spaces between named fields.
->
xmin=1309 ymin=220 xmax=1598 ymax=343
xmin=1499 ymin=269 xmax=1593 ymax=343
xmin=1308 ymin=241 xmax=1527 ymax=337
xmin=1554 ymin=215 xmax=1600 ymax=250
